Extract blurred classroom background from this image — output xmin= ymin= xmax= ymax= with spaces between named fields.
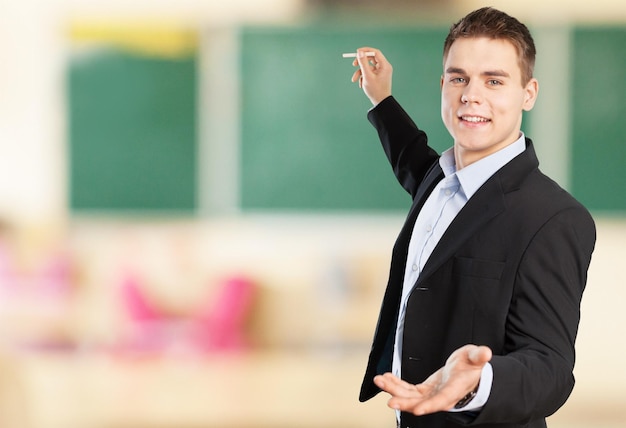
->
xmin=0 ymin=0 xmax=625 ymax=427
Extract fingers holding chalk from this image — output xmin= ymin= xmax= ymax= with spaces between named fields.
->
xmin=342 ymin=52 xmax=376 ymax=58
xmin=345 ymin=50 xmax=378 ymax=72
xmin=347 ymin=50 xmax=380 ymax=88
xmin=345 ymin=47 xmax=392 ymax=104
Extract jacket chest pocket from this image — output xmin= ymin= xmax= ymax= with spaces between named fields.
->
xmin=452 ymin=256 xmax=505 ymax=281
xmin=452 ymin=257 xmax=508 ymax=313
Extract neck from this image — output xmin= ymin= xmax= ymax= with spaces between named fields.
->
xmin=454 ymin=133 xmax=524 ymax=170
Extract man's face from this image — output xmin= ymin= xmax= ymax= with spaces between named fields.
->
xmin=441 ymin=37 xmax=538 ymax=168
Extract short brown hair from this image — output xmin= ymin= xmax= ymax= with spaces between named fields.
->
xmin=443 ymin=7 xmax=536 ymax=85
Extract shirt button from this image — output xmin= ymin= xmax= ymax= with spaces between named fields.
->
xmin=426 ymin=225 xmax=432 ymax=232
xmin=412 ymin=264 xmax=418 ymax=271
xmin=445 ymin=189 xmax=452 ymax=196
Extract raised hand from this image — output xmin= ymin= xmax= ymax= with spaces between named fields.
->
xmin=350 ymin=47 xmax=393 ymax=106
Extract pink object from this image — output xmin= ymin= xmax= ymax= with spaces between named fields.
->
xmin=119 ymin=273 xmax=162 ymax=323
xmin=116 ymin=273 xmax=256 ymax=354
xmin=192 ymin=276 xmax=257 ymax=351
xmin=117 ymin=273 xmax=169 ymax=353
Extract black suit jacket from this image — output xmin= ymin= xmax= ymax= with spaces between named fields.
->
xmin=359 ymin=97 xmax=596 ymax=428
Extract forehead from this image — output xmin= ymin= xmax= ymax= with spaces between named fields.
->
xmin=444 ymin=37 xmax=522 ymax=76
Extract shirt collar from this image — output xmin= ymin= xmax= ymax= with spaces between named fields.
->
xmin=439 ymin=133 xmax=526 ymax=199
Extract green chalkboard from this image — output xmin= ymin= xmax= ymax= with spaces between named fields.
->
xmin=240 ymin=26 xmax=450 ymax=211
xmin=571 ymin=27 xmax=626 ymax=212
xmin=69 ymin=49 xmax=197 ymax=212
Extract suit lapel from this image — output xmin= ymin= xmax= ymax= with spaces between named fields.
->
xmin=417 ymin=177 xmax=506 ymax=283
xmin=377 ymin=161 xmax=444 ymax=342
xmin=415 ymin=138 xmax=539 ymax=283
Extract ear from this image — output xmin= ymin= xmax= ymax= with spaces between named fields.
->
xmin=522 ymin=78 xmax=539 ymax=111
xmin=440 ymin=75 xmax=444 ymax=89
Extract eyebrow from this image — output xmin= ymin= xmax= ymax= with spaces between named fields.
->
xmin=445 ymin=67 xmax=511 ymax=78
xmin=445 ymin=67 xmax=466 ymax=75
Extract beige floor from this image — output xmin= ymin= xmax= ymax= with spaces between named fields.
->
xmin=2 ymin=345 xmax=623 ymax=428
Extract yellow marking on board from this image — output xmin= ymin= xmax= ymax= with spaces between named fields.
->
xmin=68 ymin=21 xmax=197 ymax=58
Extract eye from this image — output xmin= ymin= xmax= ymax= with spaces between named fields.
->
xmin=487 ymin=79 xmax=502 ymax=86
xmin=451 ymin=77 xmax=466 ymax=84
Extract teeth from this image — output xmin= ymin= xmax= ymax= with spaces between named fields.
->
xmin=462 ymin=116 xmax=489 ymax=123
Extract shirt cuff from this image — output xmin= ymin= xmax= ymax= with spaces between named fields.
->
xmin=447 ymin=362 xmax=493 ymax=413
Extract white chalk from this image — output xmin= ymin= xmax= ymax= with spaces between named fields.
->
xmin=342 ymin=52 xmax=375 ymax=58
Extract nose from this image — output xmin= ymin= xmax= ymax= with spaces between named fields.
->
xmin=461 ymin=82 xmax=482 ymax=104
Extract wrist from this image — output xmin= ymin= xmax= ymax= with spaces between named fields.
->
xmin=370 ymin=93 xmax=392 ymax=106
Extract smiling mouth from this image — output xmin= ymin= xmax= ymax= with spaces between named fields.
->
xmin=460 ymin=115 xmax=491 ymax=123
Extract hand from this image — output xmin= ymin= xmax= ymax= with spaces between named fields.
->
xmin=374 ymin=345 xmax=492 ymax=416
xmin=350 ymin=47 xmax=393 ymax=106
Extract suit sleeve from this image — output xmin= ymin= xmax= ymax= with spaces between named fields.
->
xmin=367 ymin=96 xmax=440 ymax=198
xmin=466 ymin=206 xmax=596 ymax=426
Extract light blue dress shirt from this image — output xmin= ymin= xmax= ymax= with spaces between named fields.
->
xmin=391 ymin=134 xmax=526 ymax=415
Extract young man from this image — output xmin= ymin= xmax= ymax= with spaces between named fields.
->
xmin=350 ymin=7 xmax=595 ymax=428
